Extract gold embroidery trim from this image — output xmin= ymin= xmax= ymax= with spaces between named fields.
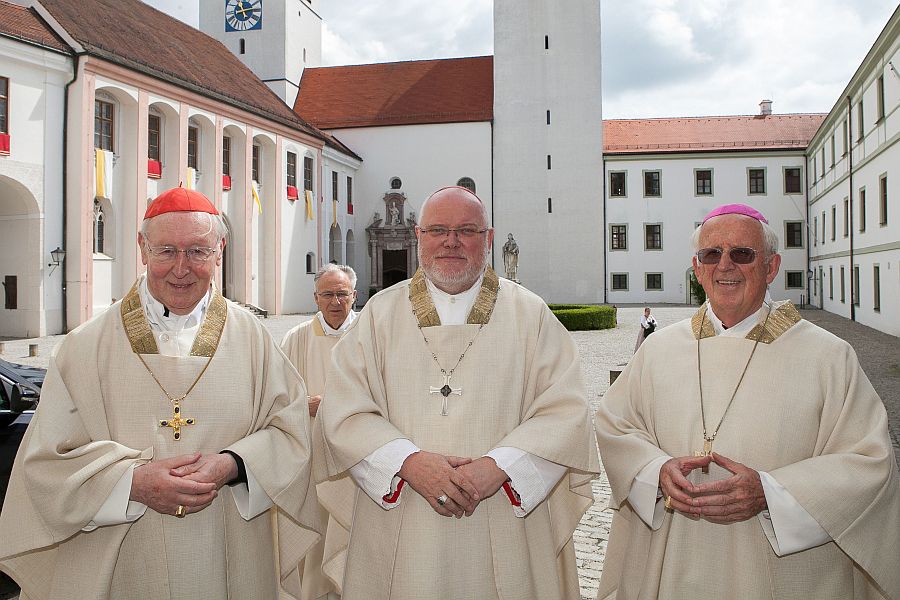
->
xmin=312 ymin=314 xmax=326 ymax=337
xmin=691 ymin=300 xmax=801 ymax=343
xmin=120 ymin=280 xmax=227 ymax=357
xmin=408 ymin=267 xmax=501 ymax=328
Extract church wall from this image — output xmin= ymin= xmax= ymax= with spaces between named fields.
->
xmin=605 ymin=151 xmax=809 ymax=307
xmin=0 ymin=36 xmax=70 ymax=336
xmin=323 ymin=121 xmax=492 ymax=296
xmin=493 ymin=0 xmax=605 ymax=304
xmin=807 ymin=8 xmax=900 ymax=336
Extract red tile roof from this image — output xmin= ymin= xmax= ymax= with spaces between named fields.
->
xmin=603 ymin=114 xmax=827 ymax=154
xmin=295 ymin=56 xmax=494 ymax=129
xmin=38 ymin=0 xmax=325 ymax=141
xmin=0 ymin=0 xmax=70 ymax=53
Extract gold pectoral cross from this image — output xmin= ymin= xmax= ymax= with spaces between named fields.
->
xmin=159 ymin=400 xmax=195 ymax=440
xmin=694 ymin=438 xmax=713 ymax=473
xmin=428 ymin=374 xmax=462 ymax=416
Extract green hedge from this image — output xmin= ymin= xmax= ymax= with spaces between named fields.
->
xmin=548 ymin=304 xmax=617 ymax=331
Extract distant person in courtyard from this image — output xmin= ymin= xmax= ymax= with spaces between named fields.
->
xmin=595 ymin=203 xmax=900 ymax=599
xmin=0 ymin=187 xmax=319 ymax=599
xmin=633 ymin=306 xmax=657 ymax=352
xmin=316 ymin=185 xmax=599 ymax=599
xmin=281 ymin=263 xmax=358 ymax=599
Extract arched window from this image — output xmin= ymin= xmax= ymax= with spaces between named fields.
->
xmin=329 ymin=224 xmax=342 ymax=263
xmin=390 ymin=177 xmax=402 ymax=189
xmin=457 ymin=177 xmax=476 ymax=193
xmin=306 ymin=252 xmax=315 ymax=274
xmin=93 ymin=199 xmax=106 ymax=254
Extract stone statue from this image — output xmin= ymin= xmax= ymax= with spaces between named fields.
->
xmin=502 ymin=233 xmax=519 ymax=281
xmin=389 ymin=203 xmax=400 ymax=225
xmin=406 ymin=211 xmax=417 ymax=228
xmin=371 ymin=211 xmax=383 ymax=227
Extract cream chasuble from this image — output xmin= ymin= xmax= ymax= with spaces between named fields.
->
xmin=316 ymin=268 xmax=600 ymax=600
xmin=595 ymin=301 xmax=900 ymax=600
xmin=281 ymin=315 xmax=354 ymax=599
xmin=0 ymin=281 xmax=321 ymax=600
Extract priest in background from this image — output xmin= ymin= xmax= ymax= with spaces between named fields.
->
xmin=316 ymin=186 xmax=600 ymax=599
xmin=281 ymin=263 xmax=358 ymax=599
xmin=595 ymin=203 xmax=900 ymax=599
xmin=0 ymin=187 xmax=320 ymax=599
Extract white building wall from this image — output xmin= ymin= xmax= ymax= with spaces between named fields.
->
xmin=808 ymin=8 xmax=900 ymax=336
xmin=322 ymin=122 xmax=493 ymax=296
xmin=493 ymin=0 xmax=604 ymax=303
xmin=605 ymin=151 xmax=809 ymax=306
xmin=0 ymin=37 xmax=70 ymax=336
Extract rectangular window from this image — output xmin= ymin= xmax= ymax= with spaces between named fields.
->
xmin=610 ymin=224 xmax=627 ymax=250
xmin=813 ymin=216 xmax=818 ymax=246
xmin=347 ymin=176 xmax=353 ymax=212
xmin=859 ymin=188 xmax=866 ymax=232
xmin=829 ymin=267 xmax=833 ymax=299
xmin=820 ymin=148 xmax=825 ymax=178
xmin=94 ymin=99 xmax=114 ymax=151
xmin=843 ymin=199 xmax=849 ymax=237
xmin=873 ymin=265 xmax=881 ymax=312
xmin=857 ymin=101 xmax=864 ymax=141
xmin=643 ymin=171 xmax=661 ymax=197
xmin=879 ymin=175 xmax=888 ymax=225
xmin=840 ymin=266 xmax=845 ymax=303
xmin=644 ymin=224 xmax=662 ymax=250
xmin=547 ymin=197 xmax=552 ymax=213
xmin=695 ymin=169 xmax=712 ymax=195
xmin=785 ymin=271 xmax=804 ymax=289
xmin=748 ymin=168 xmax=765 ymax=194
xmin=331 ymin=170 xmax=338 ymax=202
xmin=3 ymin=275 xmax=16 ymax=310
xmin=147 ymin=114 xmax=161 ymax=161
xmin=831 ymin=205 xmax=836 ymax=241
xmin=546 ymin=110 xmax=551 ymax=125
xmin=821 ymin=211 xmax=826 ymax=244
xmin=812 ymin=156 xmax=817 ymax=182
xmin=842 ymin=120 xmax=848 ymax=155
xmin=0 ymin=77 xmax=7 ymax=134
xmin=303 ymin=156 xmax=313 ymax=191
xmin=611 ymin=273 xmax=628 ymax=291
xmin=830 ymin=135 xmax=835 ymax=167
xmin=286 ymin=152 xmax=297 ymax=188
xmin=784 ymin=167 xmax=801 ymax=194
xmin=785 ymin=221 xmax=803 ymax=248
xmin=187 ymin=126 xmax=198 ymax=169
xmin=645 ymin=273 xmax=663 ymax=291
xmin=609 ymin=171 xmax=626 ymax=197
xmin=877 ymin=75 xmax=885 ymax=121
xmin=852 ymin=266 xmax=860 ymax=307
xmin=251 ymin=144 xmax=260 ymax=182
xmin=222 ymin=137 xmax=231 ymax=176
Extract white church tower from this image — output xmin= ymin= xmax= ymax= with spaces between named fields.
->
xmin=492 ymin=0 xmax=604 ymax=303
xmin=199 ymin=0 xmax=322 ymax=106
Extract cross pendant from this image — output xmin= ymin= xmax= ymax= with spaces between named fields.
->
xmin=428 ymin=374 xmax=462 ymax=416
xmin=693 ymin=438 xmax=712 ymax=473
xmin=159 ymin=401 xmax=195 ymax=440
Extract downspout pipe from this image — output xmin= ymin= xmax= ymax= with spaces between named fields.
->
xmin=847 ymin=95 xmax=855 ymax=322
xmin=60 ymin=52 xmax=86 ymax=333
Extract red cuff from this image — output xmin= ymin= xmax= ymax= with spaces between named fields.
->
xmin=382 ymin=478 xmax=405 ymax=504
xmin=502 ymin=481 xmax=521 ymax=507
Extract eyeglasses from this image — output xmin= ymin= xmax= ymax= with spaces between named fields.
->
xmin=696 ymin=247 xmax=758 ymax=265
xmin=316 ymin=291 xmax=355 ymax=302
xmin=145 ymin=245 xmax=218 ymax=264
xmin=419 ymin=226 xmax=488 ymax=239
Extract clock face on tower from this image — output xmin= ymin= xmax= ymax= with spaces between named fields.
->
xmin=225 ymin=0 xmax=263 ymax=32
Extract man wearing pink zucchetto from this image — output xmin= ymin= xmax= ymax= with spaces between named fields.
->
xmin=595 ymin=203 xmax=900 ymax=599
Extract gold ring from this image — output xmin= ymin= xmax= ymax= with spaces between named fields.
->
xmin=664 ymin=496 xmax=672 ymax=510
xmin=175 ymin=505 xmax=186 ymax=518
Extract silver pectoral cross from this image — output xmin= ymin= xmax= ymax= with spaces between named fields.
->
xmin=429 ymin=374 xmax=462 ymax=416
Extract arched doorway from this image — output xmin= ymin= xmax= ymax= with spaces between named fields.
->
xmin=0 ymin=176 xmax=42 ymax=336
xmin=346 ymin=229 xmax=355 ymax=270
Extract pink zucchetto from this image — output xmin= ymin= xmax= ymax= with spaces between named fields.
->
xmin=702 ymin=203 xmax=768 ymax=224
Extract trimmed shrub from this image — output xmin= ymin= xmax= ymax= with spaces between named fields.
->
xmin=548 ymin=304 xmax=617 ymax=331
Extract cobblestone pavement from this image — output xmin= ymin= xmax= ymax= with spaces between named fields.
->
xmin=2 ymin=304 xmax=898 ymax=600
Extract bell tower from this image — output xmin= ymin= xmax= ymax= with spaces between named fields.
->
xmin=199 ymin=0 xmax=323 ymax=106
xmin=492 ymin=0 xmax=604 ymax=303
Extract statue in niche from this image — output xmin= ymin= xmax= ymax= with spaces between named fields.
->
xmin=502 ymin=233 xmax=519 ymax=282
xmin=389 ymin=203 xmax=401 ymax=225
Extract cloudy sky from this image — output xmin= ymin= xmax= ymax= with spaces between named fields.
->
xmin=144 ymin=1 xmax=898 ymax=119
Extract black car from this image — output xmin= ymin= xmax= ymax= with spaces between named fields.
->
xmin=0 ymin=358 xmax=43 ymax=428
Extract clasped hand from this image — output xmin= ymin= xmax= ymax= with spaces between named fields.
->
xmin=398 ymin=451 xmax=510 ymax=519
xmin=130 ymin=452 xmax=239 ymax=517
xmin=659 ymin=452 xmax=767 ymax=524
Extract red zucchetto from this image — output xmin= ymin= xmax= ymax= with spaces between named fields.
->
xmin=144 ymin=187 xmax=218 ymax=219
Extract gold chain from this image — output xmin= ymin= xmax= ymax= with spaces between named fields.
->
xmin=419 ymin=323 xmax=485 ymax=379
xmin=136 ymin=351 xmax=215 ymax=405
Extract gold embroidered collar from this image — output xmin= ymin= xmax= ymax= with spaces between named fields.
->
xmin=691 ymin=300 xmax=801 ymax=343
xmin=120 ymin=279 xmax=228 ymax=357
xmin=409 ymin=267 xmax=500 ymax=328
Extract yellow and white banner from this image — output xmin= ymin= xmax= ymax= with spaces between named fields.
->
xmin=251 ymin=180 xmax=263 ymax=214
xmin=185 ymin=167 xmax=197 ymax=190
xmin=94 ymin=148 xmax=113 ymax=199
xmin=305 ymin=189 xmax=314 ymax=221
